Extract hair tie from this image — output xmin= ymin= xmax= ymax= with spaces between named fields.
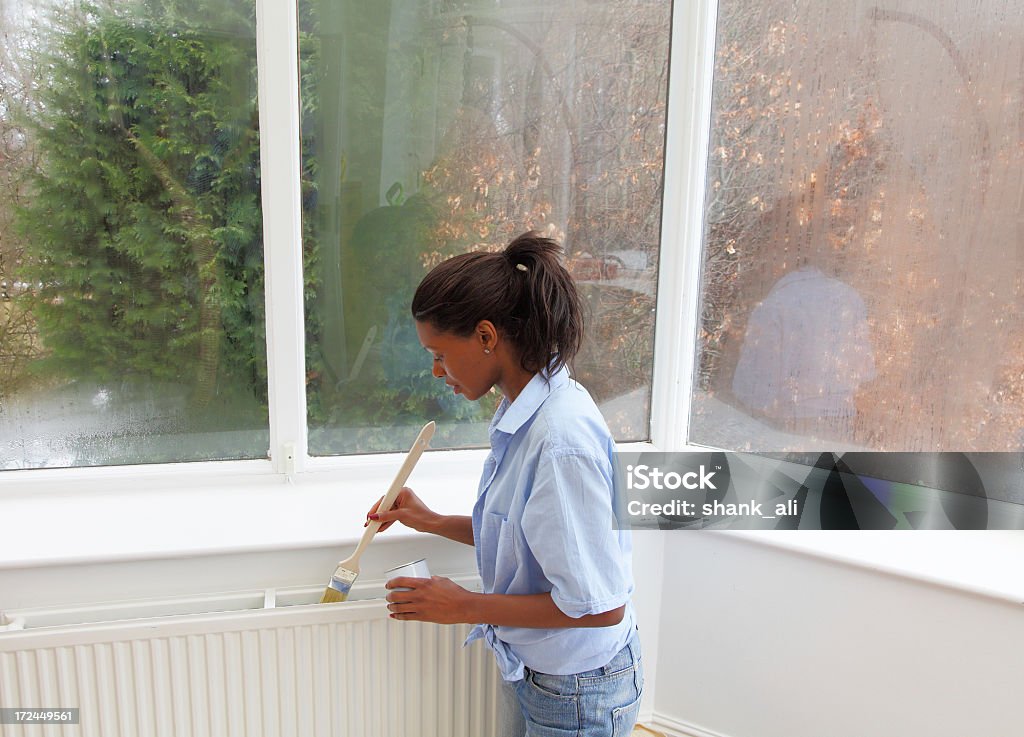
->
xmin=515 ymin=263 xmax=529 ymax=273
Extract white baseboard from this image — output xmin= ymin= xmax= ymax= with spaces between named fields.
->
xmin=647 ymin=713 xmax=730 ymax=737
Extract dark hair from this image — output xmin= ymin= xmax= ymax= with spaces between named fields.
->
xmin=411 ymin=232 xmax=584 ymax=375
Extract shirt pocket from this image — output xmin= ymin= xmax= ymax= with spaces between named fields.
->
xmin=481 ymin=511 xmax=518 ymax=593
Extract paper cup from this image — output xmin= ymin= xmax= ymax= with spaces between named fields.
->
xmin=385 ymin=558 xmax=430 ymax=591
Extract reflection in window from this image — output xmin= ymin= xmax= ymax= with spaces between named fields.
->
xmin=301 ymin=0 xmax=670 ymax=454
xmin=0 ymin=0 xmax=268 ymax=469
xmin=692 ymin=0 xmax=1024 ymax=452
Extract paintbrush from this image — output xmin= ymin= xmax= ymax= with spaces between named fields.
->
xmin=320 ymin=420 xmax=436 ymax=604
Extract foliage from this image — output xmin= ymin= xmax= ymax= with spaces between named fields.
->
xmin=406 ymin=4 xmax=667 ymax=419
xmin=15 ymin=0 xmax=322 ymax=411
xmin=0 ymin=13 xmax=46 ymax=399
xmin=309 ymin=194 xmax=493 ymax=434
xmin=697 ymin=2 xmax=885 ymax=395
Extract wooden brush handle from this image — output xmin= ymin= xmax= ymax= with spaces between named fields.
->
xmin=347 ymin=421 xmax=436 ymax=565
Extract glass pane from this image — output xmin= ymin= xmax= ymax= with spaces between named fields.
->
xmin=0 ymin=0 xmax=268 ymax=469
xmin=691 ymin=0 xmax=1024 ymax=452
xmin=301 ymin=0 xmax=670 ymax=454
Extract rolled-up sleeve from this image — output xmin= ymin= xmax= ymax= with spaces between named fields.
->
xmin=520 ymin=447 xmax=633 ymax=618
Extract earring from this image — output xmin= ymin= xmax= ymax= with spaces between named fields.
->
xmin=483 ymin=348 xmax=491 ymax=354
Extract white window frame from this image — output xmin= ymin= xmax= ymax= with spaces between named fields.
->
xmin=649 ymin=0 xmax=718 ymax=453
xmin=258 ymin=0 xmax=309 ymax=475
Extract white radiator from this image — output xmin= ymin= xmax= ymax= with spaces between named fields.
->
xmin=0 ymin=578 xmax=499 ymax=737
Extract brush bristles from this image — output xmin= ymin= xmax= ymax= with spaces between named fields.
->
xmin=320 ymin=586 xmax=349 ymax=604
xmin=319 ymin=565 xmax=358 ymax=604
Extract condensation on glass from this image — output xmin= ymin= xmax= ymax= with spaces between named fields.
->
xmin=0 ymin=0 xmax=269 ymax=469
xmin=301 ymin=0 xmax=669 ymax=454
xmin=691 ymin=0 xmax=1024 ymax=453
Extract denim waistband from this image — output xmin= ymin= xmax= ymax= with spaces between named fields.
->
xmin=569 ymin=627 xmax=641 ymax=678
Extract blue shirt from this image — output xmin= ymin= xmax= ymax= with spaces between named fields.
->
xmin=465 ymin=366 xmax=636 ymax=681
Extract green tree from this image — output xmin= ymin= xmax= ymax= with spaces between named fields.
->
xmin=18 ymin=0 xmax=319 ymax=411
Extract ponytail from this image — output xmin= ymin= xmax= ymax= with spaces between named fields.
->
xmin=411 ymin=232 xmax=584 ymax=375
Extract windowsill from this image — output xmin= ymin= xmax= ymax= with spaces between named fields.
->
xmin=0 ymin=440 xmax=661 ymax=570
xmin=0 ymin=447 xmax=492 ymax=570
xmin=716 ymin=530 xmax=1024 ymax=605
xmin=2 ymin=443 xmax=1022 ymax=610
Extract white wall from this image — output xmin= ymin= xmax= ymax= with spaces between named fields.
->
xmin=645 ymin=533 xmax=1024 ymax=737
xmin=5 ymin=502 xmax=1023 ymax=737
xmin=629 ymin=529 xmax=667 ymax=723
xmin=0 ymin=534 xmax=477 ymax=613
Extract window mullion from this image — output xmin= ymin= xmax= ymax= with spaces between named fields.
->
xmin=255 ymin=0 xmax=308 ymax=474
xmin=650 ymin=0 xmax=720 ymax=452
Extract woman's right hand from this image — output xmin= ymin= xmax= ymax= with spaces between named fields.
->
xmin=366 ymin=487 xmax=439 ymax=534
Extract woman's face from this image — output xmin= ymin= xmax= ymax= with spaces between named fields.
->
xmin=415 ymin=320 xmax=499 ymax=401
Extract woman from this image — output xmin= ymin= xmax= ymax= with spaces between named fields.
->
xmin=369 ymin=232 xmax=642 ymax=737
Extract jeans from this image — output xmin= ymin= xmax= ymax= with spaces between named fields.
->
xmin=497 ymin=629 xmax=643 ymax=737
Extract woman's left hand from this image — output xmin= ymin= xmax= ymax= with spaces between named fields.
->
xmin=385 ymin=576 xmax=473 ymax=624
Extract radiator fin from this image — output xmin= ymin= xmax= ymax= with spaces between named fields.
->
xmin=0 ymin=610 xmax=498 ymax=737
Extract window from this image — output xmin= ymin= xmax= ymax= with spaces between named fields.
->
xmin=298 ymin=0 xmax=669 ymax=454
xmin=0 ymin=0 xmax=1017 ymax=557
xmin=0 ymin=0 xmax=671 ymax=471
xmin=9 ymin=0 xmax=1021 ymax=476
xmin=690 ymin=0 xmax=1024 ymax=453
xmin=0 ymin=0 xmax=268 ymax=469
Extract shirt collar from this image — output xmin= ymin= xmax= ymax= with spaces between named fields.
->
xmin=491 ymin=363 xmax=572 ymax=436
